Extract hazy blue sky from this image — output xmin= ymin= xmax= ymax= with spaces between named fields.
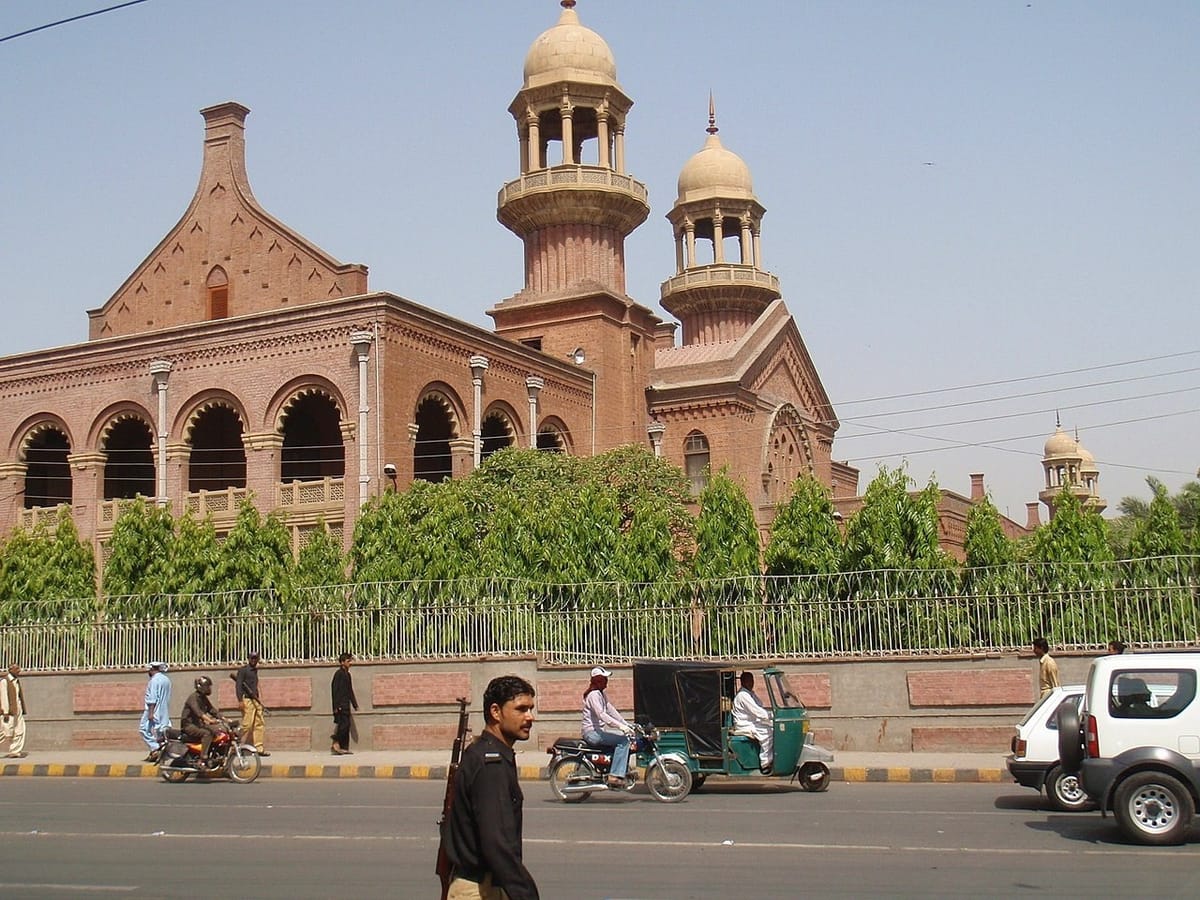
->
xmin=2 ymin=1 xmax=1197 ymax=522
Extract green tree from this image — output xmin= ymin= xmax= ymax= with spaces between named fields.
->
xmin=163 ymin=512 xmax=222 ymax=600
xmin=841 ymin=466 xmax=953 ymax=575
xmin=102 ymin=498 xmax=176 ymax=601
xmin=693 ymin=469 xmax=761 ymax=583
xmin=1128 ymin=482 xmax=1187 ymax=559
xmin=0 ymin=510 xmax=95 ymax=621
xmin=964 ymin=496 xmax=1015 ymax=570
xmin=293 ymin=522 xmax=348 ymax=596
xmin=209 ymin=500 xmax=293 ymax=611
xmin=764 ymin=475 xmax=842 ymax=577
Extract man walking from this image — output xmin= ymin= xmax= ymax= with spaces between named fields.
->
xmin=140 ymin=661 xmax=171 ymax=761
xmin=330 ymin=652 xmax=358 ymax=755
xmin=1 ymin=663 xmax=28 ymax=758
xmin=235 ymin=652 xmax=268 ymax=756
xmin=1033 ymin=637 xmax=1061 ymax=698
xmin=443 ymin=675 xmax=539 ymax=899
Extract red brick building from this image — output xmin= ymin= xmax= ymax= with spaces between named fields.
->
xmin=0 ymin=3 xmax=853 ymax=556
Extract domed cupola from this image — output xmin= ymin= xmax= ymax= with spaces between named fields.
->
xmin=1038 ymin=417 xmax=1106 ymax=517
xmin=523 ymin=0 xmax=618 ymax=90
xmin=660 ymin=99 xmax=780 ymax=346
xmin=496 ymin=0 xmax=648 ymax=301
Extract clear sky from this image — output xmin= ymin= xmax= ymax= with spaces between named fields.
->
xmin=2 ymin=0 xmax=1197 ymax=523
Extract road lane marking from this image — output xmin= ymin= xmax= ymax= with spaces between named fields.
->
xmin=3 ymin=830 xmax=1197 ymax=857
xmin=7 ymin=884 xmax=136 ymax=893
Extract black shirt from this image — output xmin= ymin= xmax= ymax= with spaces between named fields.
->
xmin=443 ymin=730 xmax=538 ymax=900
xmin=331 ymin=667 xmax=357 ymax=713
xmin=181 ymin=691 xmax=216 ymax=729
xmin=235 ymin=664 xmax=259 ymax=702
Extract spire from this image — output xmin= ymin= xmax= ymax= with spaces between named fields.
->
xmin=1055 ymin=410 xmax=1061 ymax=428
xmin=707 ymin=92 xmax=718 ymax=135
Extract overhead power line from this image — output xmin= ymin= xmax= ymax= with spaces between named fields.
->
xmin=0 ymin=0 xmax=151 ymax=44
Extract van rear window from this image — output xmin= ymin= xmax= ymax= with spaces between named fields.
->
xmin=1108 ymin=669 xmax=1196 ymax=719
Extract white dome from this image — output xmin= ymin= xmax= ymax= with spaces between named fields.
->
xmin=523 ymin=2 xmax=617 ymax=89
xmin=677 ymin=132 xmax=755 ymax=204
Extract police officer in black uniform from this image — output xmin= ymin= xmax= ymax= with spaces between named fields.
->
xmin=443 ymin=675 xmax=539 ymax=899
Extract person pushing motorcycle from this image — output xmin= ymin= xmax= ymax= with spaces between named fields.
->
xmin=180 ymin=676 xmax=226 ymax=769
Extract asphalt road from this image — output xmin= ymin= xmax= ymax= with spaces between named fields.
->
xmin=2 ymin=777 xmax=1200 ymax=898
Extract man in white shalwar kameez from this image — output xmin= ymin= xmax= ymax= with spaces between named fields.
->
xmin=731 ymin=671 xmax=773 ymax=772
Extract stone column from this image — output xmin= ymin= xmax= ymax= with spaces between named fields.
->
xmin=150 ymin=360 xmax=173 ymax=507
xmin=470 ymin=355 xmax=489 ymax=469
xmin=450 ymin=438 xmax=475 ymax=479
xmin=560 ymin=99 xmax=574 ymax=165
xmin=712 ymin=214 xmax=725 ymax=263
xmin=528 ymin=112 xmax=541 ymax=170
xmin=166 ymin=443 xmax=190 ymax=508
xmin=0 ymin=463 xmax=27 ymax=536
xmin=525 ymin=376 xmax=544 ymax=449
xmin=350 ymin=331 xmax=374 ymax=508
xmin=685 ymin=222 xmax=696 ymax=269
xmin=614 ymin=124 xmax=626 ymax=174
xmin=597 ymin=110 xmax=610 ymax=168
xmin=752 ymin=225 xmax=762 ymax=268
xmin=68 ymin=451 xmax=107 ymax=545
xmin=674 ymin=229 xmax=685 ymax=274
xmin=243 ymin=432 xmax=283 ymax=515
xmin=740 ymin=218 xmax=753 ymax=265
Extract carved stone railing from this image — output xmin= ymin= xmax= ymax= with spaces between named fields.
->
xmin=498 ymin=165 xmax=648 ymax=205
xmin=277 ymin=477 xmax=346 ymax=509
xmin=660 ymin=264 xmax=780 ymax=299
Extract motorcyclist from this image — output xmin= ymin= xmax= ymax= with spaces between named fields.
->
xmin=180 ymin=676 xmax=227 ymax=769
xmin=581 ymin=666 xmax=635 ymax=788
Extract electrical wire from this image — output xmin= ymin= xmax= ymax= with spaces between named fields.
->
xmin=0 ymin=0 xmax=151 ymax=44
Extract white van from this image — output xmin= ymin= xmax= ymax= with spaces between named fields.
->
xmin=1059 ymin=652 xmax=1200 ymax=844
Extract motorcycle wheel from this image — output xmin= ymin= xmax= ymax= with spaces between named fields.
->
xmin=227 ymin=746 xmax=262 ymax=784
xmin=159 ymin=762 xmax=189 ymax=783
xmin=646 ymin=758 xmax=692 ymax=803
xmin=549 ymin=757 xmax=594 ymax=803
xmin=798 ymin=761 xmax=831 ymax=793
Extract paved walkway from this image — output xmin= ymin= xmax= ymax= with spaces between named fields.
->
xmin=0 ymin=749 xmax=1011 ymax=783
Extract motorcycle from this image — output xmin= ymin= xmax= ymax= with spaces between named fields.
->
xmin=548 ymin=721 xmax=693 ymax=803
xmin=158 ymin=720 xmax=262 ymax=784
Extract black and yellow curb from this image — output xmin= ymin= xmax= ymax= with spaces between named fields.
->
xmin=1 ymin=762 xmax=1006 ymax=782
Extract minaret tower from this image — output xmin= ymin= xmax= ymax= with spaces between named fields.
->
xmin=660 ymin=99 xmax=780 ymax=345
xmin=490 ymin=1 xmax=661 ymax=451
xmin=1039 ymin=417 xmax=1107 ymax=518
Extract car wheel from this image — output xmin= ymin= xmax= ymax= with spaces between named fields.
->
xmin=1113 ymin=771 xmax=1195 ymax=845
xmin=1056 ymin=705 xmax=1083 ymax=773
xmin=1045 ymin=764 xmax=1093 ymax=812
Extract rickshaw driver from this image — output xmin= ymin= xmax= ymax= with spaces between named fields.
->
xmin=731 ymin=671 xmax=774 ymax=773
xmin=581 ymin=666 xmax=635 ymax=788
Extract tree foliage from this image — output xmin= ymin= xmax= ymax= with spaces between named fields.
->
xmin=0 ymin=510 xmax=95 ymax=620
xmin=693 ymin=469 xmax=760 ymax=582
xmin=764 ymin=475 xmax=842 ymax=577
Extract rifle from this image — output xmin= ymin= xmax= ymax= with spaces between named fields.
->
xmin=436 ymin=697 xmax=470 ymax=900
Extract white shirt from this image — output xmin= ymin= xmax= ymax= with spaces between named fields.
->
xmin=732 ymin=687 xmax=772 ymax=732
xmin=581 ymin=689 xmax=630 ymax=735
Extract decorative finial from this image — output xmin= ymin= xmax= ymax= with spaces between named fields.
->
xmin=707 ymin=92 xmax=718 ymax=135
xmin=1055 ymin=410 xmax=1061 ymax=428
xmin=561 ymin=0 xmax=576 ymax=9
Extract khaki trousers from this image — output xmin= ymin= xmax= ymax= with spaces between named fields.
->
xmin=239 ymin=698 xmax=265 ymax=751
xmin=447 ymin=874 xmax=509 ymax=899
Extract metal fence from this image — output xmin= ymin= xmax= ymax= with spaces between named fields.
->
xmin=4 ymin=557 xmax=1199 ymax=671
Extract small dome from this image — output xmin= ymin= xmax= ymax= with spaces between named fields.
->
xmin=1078 ymin=442 xmax=1099 ymax=473
xmin=1043 ymin=426 xmax=1078 ymax=459
xmin=676 ymin=132 xmax=755 ymax=204
xmin=523 ymin=2 xmax=617 ymax=88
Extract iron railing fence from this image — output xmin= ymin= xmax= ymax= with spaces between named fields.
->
xmin=2 ymin=557 xmax=1197 ymax=671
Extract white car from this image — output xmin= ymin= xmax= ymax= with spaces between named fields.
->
xmin=1060 ymin=653 xmax=1200 ymax=844
xmin=1007 ymin=685 xmax=1091 ymax=811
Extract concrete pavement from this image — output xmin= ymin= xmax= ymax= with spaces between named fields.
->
xmin=0 ymin=747 xmax=1011 ymax=783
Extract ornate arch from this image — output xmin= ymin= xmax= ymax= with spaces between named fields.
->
xmin=414 ymin=383 xmax=465 ymax=437
xmin=269 ymin=378 xmax=347 ymax=433
xmin=89 ymin=402 xmax=155 ymax=449
xmin=175 ymin=391 xmax=249 ymax=441
xmin=762 ymin=403 xmax=814 ymax=501
xmin=12 ymin=415 xmax=73 ymax=459
xmin=536 ymin=416 xmax=572 ymax=454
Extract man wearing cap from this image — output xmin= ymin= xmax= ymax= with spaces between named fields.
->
xmin=140 ymin=662 xmax=172 ymax=762
xmin=235 ymin=652 xmax=268 ymax=756
xmin=581 ymin=666 xmax=634 ymax=787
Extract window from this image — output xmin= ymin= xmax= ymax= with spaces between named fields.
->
xmin=1109 ymin=670 xmax=1196 ymax=719
xmin=206 ymin=266 xmax=229 ymax=320
xmin=684 ymin=430 xmax=710 ymax=497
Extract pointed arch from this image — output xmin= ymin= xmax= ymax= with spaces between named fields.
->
xmin=413 ymin=387 xmax=464 ymax=483
xmin=536 ymin=416 xmax=571 ymax=454
xmin=762 ymin=403 xmax=814 ymax=502
xmin=481 ymin=401 xmax=520 ymax=462
xmin=207 ymin=265 xmax=229 ymax=319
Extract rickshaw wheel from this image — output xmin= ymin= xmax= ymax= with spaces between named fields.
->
xmin=549 ymin=758 xmax=594 ymax=803
xmin=798 ymin=761 xmax=831 ymax=792
xmin=690 ymin=775 xmax=707 ymax=791
xmin=646 ymin=758 xmax=692 ymax=803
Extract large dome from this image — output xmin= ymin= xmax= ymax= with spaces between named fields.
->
xmin=523 ymin=2 xmax=617 ymax=89
xmin=1043 ymin=426 xmax=1078 ymax=458
xmin=676 ymin=132 xmax=755 ymax=204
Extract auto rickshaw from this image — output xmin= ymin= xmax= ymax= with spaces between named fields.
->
xmin=632 ymin=660 xmax=834 ymax=794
